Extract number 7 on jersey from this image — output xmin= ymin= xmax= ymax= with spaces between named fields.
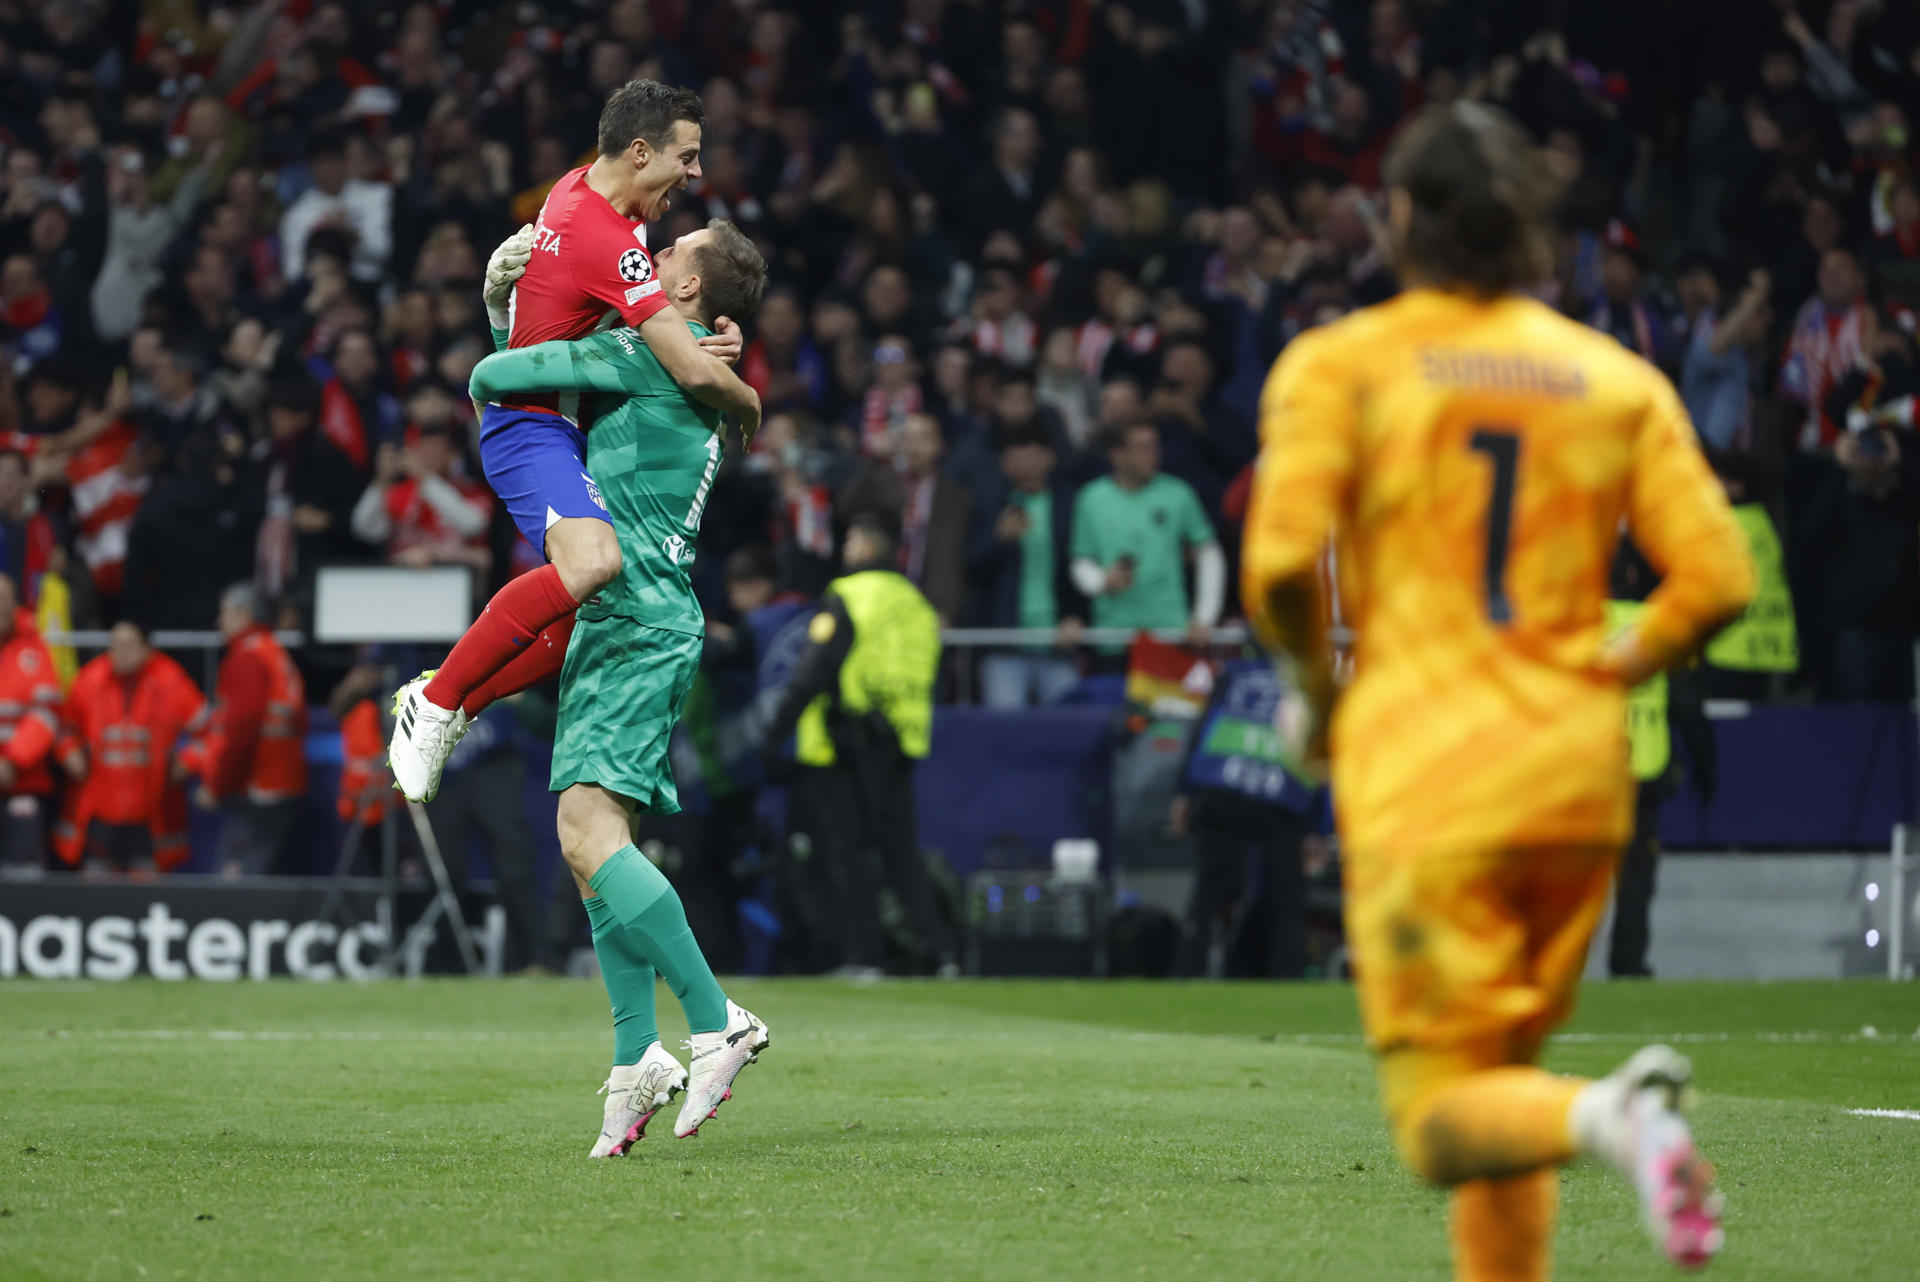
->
xmin=1468 ymin=428 xmax=1519 ymax=624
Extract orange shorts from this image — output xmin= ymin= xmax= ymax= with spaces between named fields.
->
xmin=1342 ymin=845 xmax=1619 ymax=1119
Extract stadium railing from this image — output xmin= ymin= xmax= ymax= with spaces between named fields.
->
xmin=48 ymin=625 xmax=1336 ymax=705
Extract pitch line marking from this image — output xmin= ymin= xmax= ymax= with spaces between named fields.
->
xmin=1847 ymin=1108 xmax=1920 ymax=1121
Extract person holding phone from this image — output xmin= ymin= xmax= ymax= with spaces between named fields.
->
xmin=1070 ymin=420 xmax=1223 ymax=651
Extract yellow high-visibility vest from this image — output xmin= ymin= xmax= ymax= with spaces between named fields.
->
xmin=795 ymin=570 xmax=940 ymax=767
xmin=1705 ymin=504 xmax=1798 ymax=673
xmin=1607 ymin=600 xmax=1670 ymax=782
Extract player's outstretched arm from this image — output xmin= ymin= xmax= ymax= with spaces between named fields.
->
xmin=468 ymin=332 xmax=650 ymax=404
xmin=639 ymin=306 xmax=761 ymax=435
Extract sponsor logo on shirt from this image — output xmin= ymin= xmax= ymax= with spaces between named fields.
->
xmin=624 ymin=282 xmax=662 ymax=305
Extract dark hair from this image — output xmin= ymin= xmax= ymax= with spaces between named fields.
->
xmin=847 ymin=508 xmax=901 ymax=551
xmin=725 ymin=545 xmax=777 ymax=584
xmin=693 ymin=218 xmax=767 ymax=325
xmin=309 ymin=129 xmax=349 ymax=161
xmin=993 ymin=420 xmax=1052 ymax=455
xmin=1381 ymin=103 xmax=1560 ymax=298
xmin=24 ymin=355 xmax=84 ymax=391
xmin=1674 ymin=250 xmax=1725 ymax=288
xmin=597 ymin=79 xmax=706 ymax=159
xmin=266 ymin=375 xmax=323 ymax=417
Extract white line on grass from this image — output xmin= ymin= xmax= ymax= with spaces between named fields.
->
xmin=10 ymin=1028 xmax=1919 ymax=1045
xmin=1847 ymin=1108 xmax=1920 ymax=1121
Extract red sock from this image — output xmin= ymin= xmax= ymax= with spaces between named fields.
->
xmin=423 ymin=565 xmax=579 ymax=710
xmin=460 ymin=613 xmax=576 ymax=717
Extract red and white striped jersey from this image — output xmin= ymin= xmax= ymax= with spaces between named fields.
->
xmin=66 ymin=422 xmax=146 ymax=597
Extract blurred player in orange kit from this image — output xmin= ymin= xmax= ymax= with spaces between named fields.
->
xmin=1241 ymin=103 xmax=1756 ymax=1280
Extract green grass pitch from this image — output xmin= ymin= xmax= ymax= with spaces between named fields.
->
xmin=4 ymin=978 xmax=1918 ymax=1280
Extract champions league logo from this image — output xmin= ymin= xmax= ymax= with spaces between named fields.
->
xmin=1222 ymin=666 xmax=1283 ymax=721
xmin=617 ymin=248 xmax=652 ymax=283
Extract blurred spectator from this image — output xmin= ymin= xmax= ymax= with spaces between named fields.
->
xmin=1148 ymin=340 xmax=1252 ymax=521
xmin=199 ymin=583 xmax=307 ymax=876
xmin=856 ymin=333 xmax=923 ymax=457
xmin=968 ymin=422 xmax=1086 ymax=708
xmin=2 ymin=254 xmax=66 ymax=364
xmin=1070 ymin=421 xmax=1223 ymax=646
xmin=1035 ymin=327 xmax=1097 ymax=451
xmin=61 ymin=375 xmax=147 ymax=608
xmin=960 ymin=264 xmax=1038 ymax=368
xmin=54 ymin=621 xmax=206 ymax=873
xmin=318 ymin=327 xmax=402 ymax=470
xmin=1780 ymin=247 xmax=1873 ymax=450
xmin=966 ymin=107 xmax=1043 ymax=250
xmin=1674 ymin=261 xmax=1773 ymax=454
xmin=747 ymin=411 xmax=837 ymax=598
xmin=0 ymin=450 xmax=56 ymax=591
xmin=254 ymin=375 xmax=366 ymax=600
xmin=90 ymin=147 xmax=203 ymax=344
xmin=0 ymin=572 xmax=61 ymax=869
xmin=839 ymin=412 xmax=971 ymax=624
xmin=740 ymin=285 xmax=827 ymax=411
xmin=1587 ymin=220 xmax=1673 ymax=368
xmin=350 ymin=425 xmax=493 ymax=574
xmin=279 ymin=130 xmax=394 ymax=284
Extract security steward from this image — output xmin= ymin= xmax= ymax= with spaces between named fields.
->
xmin=0 ymin=572 xmax=62 ymax=869
xmin=1606 ymin=570 xmax=1716 ymax=978
xmin=1169 ymin=656 xmax=1322 ymax=978
xmin=198 ymin=583 xmax=308 ymax=875
xmin=765 ymin=510 xmax=955 ymax=976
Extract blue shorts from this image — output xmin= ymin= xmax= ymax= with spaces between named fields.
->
xmin=477 ymin=405 xmax=610 ymax=555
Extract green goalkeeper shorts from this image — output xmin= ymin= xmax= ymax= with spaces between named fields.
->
xmin=549 ymin=616 xmax=703 ymax=812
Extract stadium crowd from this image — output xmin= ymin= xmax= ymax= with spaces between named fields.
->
xmin=2 ymin=0 xmax=1919 ymax=784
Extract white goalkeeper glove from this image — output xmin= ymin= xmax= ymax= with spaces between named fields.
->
xmin=483 ymin=223 xmax=537 ymax=332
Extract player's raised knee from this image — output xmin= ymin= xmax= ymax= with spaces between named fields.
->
xmin=549 ymin=523 xmax=623 ymax=600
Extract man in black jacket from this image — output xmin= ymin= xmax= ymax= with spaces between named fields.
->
xmin=254 ymin=374 xmax=368 ymax=599
xmin=967 ymin=420 xmax=1087 ymax=707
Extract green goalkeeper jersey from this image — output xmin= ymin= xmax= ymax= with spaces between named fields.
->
xmin=469 ymin=321 xmax=723 ymax=636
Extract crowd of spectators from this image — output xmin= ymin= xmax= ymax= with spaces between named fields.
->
xmin=4 ymin=0 xmax=1920 ymax=710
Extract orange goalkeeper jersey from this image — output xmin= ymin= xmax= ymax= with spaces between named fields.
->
xmin=1242 ymin=289 xmax=1755 ymax=857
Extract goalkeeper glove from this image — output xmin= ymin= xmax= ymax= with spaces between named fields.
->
xmin=483 ymin=223 xmax=537 ymax=331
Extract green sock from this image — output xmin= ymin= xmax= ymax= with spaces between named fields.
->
xmin=584 ymin=894 xmax=658 ymax=1066
xmin=588 ymin=844 xmax=729 ymax=1035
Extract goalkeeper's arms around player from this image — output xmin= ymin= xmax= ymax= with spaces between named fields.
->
xmin=480 ymin=222 xmax=760 ymax=439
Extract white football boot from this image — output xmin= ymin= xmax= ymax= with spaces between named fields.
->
xmin=387 ymin=670 xmax=467 ymax=802
xmin=1572 ymin=1044 xmax=1725 ymax=1271
xmin=675 ymin=1000 xmax=771 ymax=1138
xmin=589 ymin=1042 xmax=688 ymax=1158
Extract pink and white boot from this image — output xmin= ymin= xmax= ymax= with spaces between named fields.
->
xmin=1573 ymin=1044 xmax=1725 ymax=1270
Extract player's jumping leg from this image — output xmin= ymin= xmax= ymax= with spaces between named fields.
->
xmin=582 ymin=891 xmax=686 ymax=1157
xmin=460 ymin=616 xmax=576 ymax=718
xmin=558 ymin=784 xmax=770 ymax=1146
xmin=389 ymin=450 xmax=617 ymax=800
xmin=1362 ymin=841 xmax=1723 ymax=1278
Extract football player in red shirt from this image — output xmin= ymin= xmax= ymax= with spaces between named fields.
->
xmin=390 ymin=80 xmax=761 ymax=801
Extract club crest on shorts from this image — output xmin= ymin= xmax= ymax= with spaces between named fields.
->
xmin=581 ymin=471 xmax=607 ymax=510
xmin=617 ymin=247 xmax=652 ymax=283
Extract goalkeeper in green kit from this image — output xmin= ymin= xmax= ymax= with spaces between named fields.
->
xmin=467 ymin=218 xmax=771 ymax=1157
